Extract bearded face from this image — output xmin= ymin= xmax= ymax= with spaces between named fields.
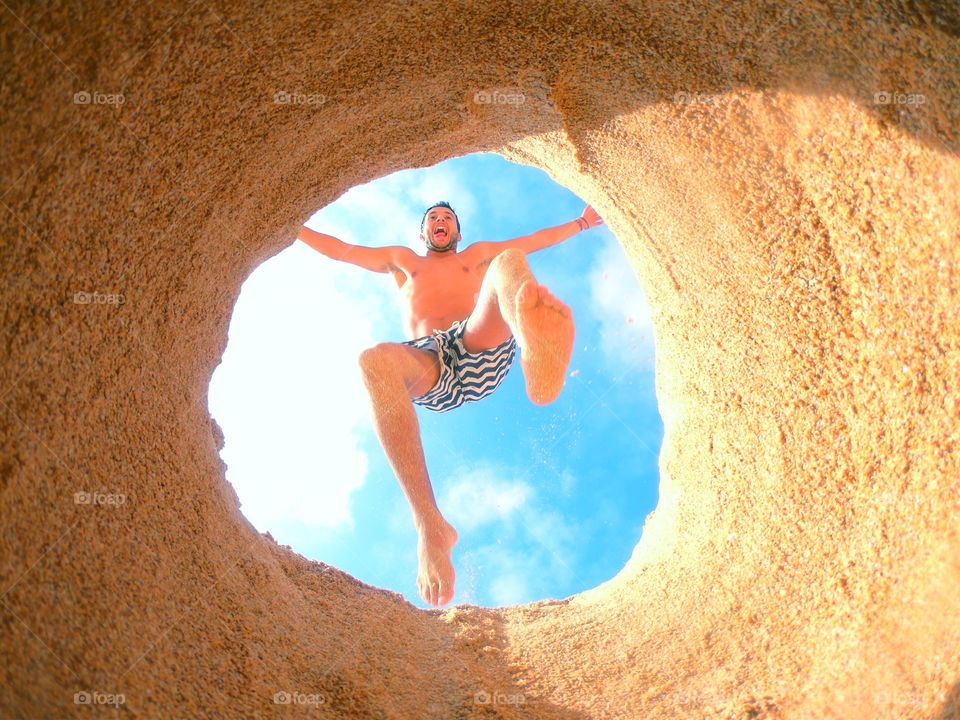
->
xmin=421 ymin=206 xmax=461 ymax=252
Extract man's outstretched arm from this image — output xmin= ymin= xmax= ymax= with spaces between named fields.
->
xmin=475 ymin=205 xmax=604 ymax=259
xmin=298 ymin=226 xmax=413 ymax=273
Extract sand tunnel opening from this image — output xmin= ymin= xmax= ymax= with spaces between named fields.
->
xmin=208 ymin=151 xmax=663 ymax=609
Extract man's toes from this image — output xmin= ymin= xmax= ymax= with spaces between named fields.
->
xmin=543 ymin=293 xmax=562 ymax=310
xmin=438 ymin=580 xmax=453 ymax=606
xmin=540 ymin=287 xmax=567 ymax=310
xmin=541 ymin=292 xmax=569 ymax=316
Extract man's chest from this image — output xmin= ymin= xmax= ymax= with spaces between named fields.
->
xmin=400 ymin=253 xmax=488 ymax=293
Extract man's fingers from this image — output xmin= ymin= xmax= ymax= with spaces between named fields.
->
xmin=581 ymin=204 xmax=604 ymax=228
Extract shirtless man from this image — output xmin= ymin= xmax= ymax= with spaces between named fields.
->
xmin=298 ymin=201 xmax=604 ymax=606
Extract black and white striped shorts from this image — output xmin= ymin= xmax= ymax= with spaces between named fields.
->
xmin=399 ymin=318 xmax=517 ymax=413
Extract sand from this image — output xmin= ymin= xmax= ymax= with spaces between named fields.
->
xmin=1 ymin=1 xmax=958 ymax=718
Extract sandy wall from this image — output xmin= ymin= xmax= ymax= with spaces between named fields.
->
xmin=1 ymin=1 xmax=958 ymax=718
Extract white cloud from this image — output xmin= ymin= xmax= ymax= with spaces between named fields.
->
xmin=558 ymin=469 xmax=577 ymax=495
xmin=587 ymin=239 xmax=657 ymax=372
xmin=436 ymin=461 xmax=585 ymax=605
xmin=523 ymin=510 xmax=576 ymax=558
xmin=453 ymin=545 xmax=535 ymax=607
xmin=440 ymin=466 xmax=534 ymax=533
xmin=208 ymin=242 xmax=387 ymax=532
xmin=335 ymin=180 xmax=423 ymax=251
xmin=457 ymin=507 xmax=581 ymax=606
xmin=489 ymin=569 xmax=532 ymax=607
xmin=406 ymin=167 xmax=479 ymax=236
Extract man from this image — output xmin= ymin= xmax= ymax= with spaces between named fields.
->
xmin=298 ymin=201 xmax=604 ymax=606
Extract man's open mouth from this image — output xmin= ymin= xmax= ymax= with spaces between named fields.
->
xmin=434 ymin=229 xmax=447 ymax=237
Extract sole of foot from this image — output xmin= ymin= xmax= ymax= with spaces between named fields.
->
xmin=515 ymin=279 xmax=575 ymax=405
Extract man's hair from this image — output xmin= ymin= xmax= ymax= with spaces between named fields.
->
xmin=420 ymin=201 xmax=461 ymax=234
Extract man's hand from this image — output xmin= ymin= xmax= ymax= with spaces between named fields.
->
xmin=579 ymin=204 xmax=605 ymax=230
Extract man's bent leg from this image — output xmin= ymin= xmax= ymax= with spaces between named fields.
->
xmin=463 ymin=248 xmax=576 ymax=405
xmin=358 ymin=342 xmax=458 ymax=606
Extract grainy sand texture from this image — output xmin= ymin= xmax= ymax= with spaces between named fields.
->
xmin=1 ymin=1 xmax=958 ymax=718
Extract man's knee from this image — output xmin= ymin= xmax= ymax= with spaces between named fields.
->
xmin=481 ymin=249 xmax=530 ymax=296
xmin=359 ymin=342 xmax=439 ymax=396
xmin=491 ymin=247 xmax=527 ymax=271
xmin=358 ymin=342 xmax=399 ymax=375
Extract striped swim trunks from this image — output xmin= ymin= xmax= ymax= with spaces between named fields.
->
xmin=400 ymin=318 xmax=517 ymax=413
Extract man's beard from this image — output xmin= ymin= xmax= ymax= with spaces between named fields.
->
xmin=426 ymin=232 xmax=458 ymax=252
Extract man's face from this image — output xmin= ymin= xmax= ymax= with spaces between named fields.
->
xmin=421 ymin=207 xmax=460 ymax=251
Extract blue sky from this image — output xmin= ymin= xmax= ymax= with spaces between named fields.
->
xmin=207 ymin=153 xmax=662 ymax=608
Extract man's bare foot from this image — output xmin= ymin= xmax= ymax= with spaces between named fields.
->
xmin=416 ymin=518 xmax=458 ymax=606
xmin=514 ymin=279 xmax=575 ymax=405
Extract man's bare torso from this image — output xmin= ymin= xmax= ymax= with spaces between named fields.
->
xmin=388 ymin=244 xmax=493 ymax=339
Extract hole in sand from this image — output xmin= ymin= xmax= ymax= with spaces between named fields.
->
xmin=207 ymin=152 xmax=662 ymax=608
